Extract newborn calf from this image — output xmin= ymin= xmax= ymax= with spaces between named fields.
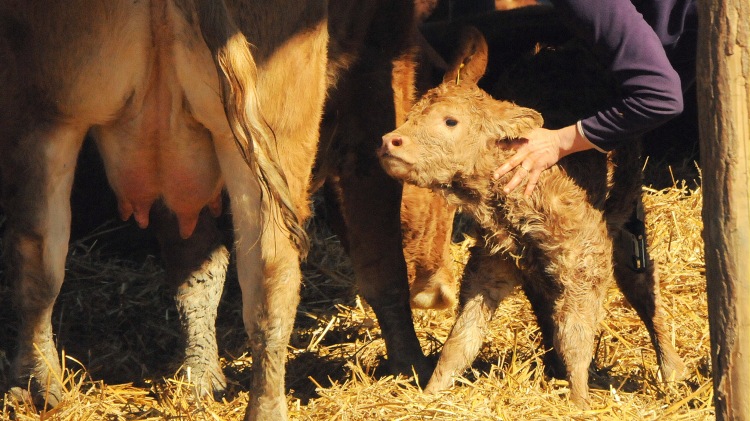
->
xmin=377 ymin=28 xmax=685 ymax=408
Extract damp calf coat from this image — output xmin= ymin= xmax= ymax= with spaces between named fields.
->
xmin=378 ymin=28 xmax=686 ymax=408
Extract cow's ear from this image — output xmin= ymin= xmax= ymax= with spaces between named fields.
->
xmin=443 ymin=26 xmax=488 ymax=86
xmin=487 ymin=101 xmax=544 ymax=141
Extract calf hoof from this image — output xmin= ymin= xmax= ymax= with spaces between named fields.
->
xmin=570 ymin=393 xmax=591 ymax=410
xmin=423 ymin=374 xmax=450 ymax=395
xmin=244 ymin=395 xmax=288 ymax=421
xmin=409 ymin=271 xmax=457 ymax=310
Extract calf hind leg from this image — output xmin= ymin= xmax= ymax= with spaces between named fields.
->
xmin=4 ymin=126 xmax=85 ymax=407
xmin=151 ymin=205 xmax=229 ymax=400
xmin=551 ymin=279 xmax=607 ymax=409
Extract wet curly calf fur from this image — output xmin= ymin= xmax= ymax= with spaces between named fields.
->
xmin=378 ymin=27 xmax=686 ymax=408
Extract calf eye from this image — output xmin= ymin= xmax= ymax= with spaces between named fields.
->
xmin=445 ymin=118 xmax=458 ymax=127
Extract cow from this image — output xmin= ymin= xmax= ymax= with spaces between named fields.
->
xmin=314 ymin=0 xmax=439 ymax=380
xmin=378 ymin=27 xmax=686 ymax=408
xmin=0 ymin=0 xmax=475 ymax=418
xmin=0 ymin=2 xmax=328 ymax=420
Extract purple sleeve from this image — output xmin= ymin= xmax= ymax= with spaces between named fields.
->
xmin=551 ymin=0 xmax=684 ymax=150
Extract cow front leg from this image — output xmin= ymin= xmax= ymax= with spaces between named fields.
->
xmin=4 ymin=126 xmax=85 ymax=407
xmin=151 ymin=204 xmax=229 ymax=399
xmin=334 ymin=171 xmax=431 ymax=380
xmin=425 ymin=251 xmax=521 ymax=393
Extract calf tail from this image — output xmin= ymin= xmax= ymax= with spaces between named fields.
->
xmin=196 ymin=0 xmax=309 ymax=256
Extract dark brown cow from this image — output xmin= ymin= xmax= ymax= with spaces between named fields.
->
xmin=379 ymin=28 xmax=686 ymax=408
xmin=315 ymin=0 xmax=437 ymax=379
xmin=0 ymin=2 xmax=328 ymax=420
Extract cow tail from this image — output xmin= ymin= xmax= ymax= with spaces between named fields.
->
xmin=605 ymin=139 xmax=644 ymax=228
xmin=196 ymin=0 xmax=310 ymax=257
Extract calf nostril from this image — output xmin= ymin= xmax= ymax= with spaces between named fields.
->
xmin=390 ymin=137 xmax=403 ymax=147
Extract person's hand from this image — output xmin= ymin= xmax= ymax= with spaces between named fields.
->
xmin=493 ymin=124 xmax=594 ymax=196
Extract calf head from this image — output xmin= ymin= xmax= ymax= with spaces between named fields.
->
xmin=378 ymin=27 xmax=542 ymax=188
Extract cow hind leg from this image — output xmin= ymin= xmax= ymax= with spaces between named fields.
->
xmin=219 ymin=131 xmax=314 ymax=420
xmin=4 ymin=126 xmax=85 ymax=407
xmin=334 ymin=172 xmax=431 ymax=380
xmin=213 ymin=135 xmax=300 ymax=421
xmin=151 ymin=205 xmax=229 ymax=400
xmin=611 ymin=208 xmax=686 ymax=381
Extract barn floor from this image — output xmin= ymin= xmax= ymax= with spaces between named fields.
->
xmin=0 ymin=161 xmax=711 ymax=420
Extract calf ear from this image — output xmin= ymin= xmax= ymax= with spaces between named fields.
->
xmin=443 ymin=26 xmax=488 ymax=86
xmin=488 ymin=102 xmax=544 ymax=141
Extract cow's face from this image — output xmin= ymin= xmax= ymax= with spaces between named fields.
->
xmin=379 ymin=83 xmax=542 ymax=188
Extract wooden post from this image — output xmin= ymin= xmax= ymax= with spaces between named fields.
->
xmin=696 ymin=0 xmax=750 ymax=419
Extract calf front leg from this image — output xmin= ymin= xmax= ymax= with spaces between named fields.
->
xmin=151 ymin=205 xmax=229 ymax=400
xmin=4 ymin=126 xmax=85 ymax=407
xmin=425 ymin=252 xmax=521 ymax=393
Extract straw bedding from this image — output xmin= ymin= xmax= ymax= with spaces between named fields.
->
xmin=0 ymin=164 xmax=711 ymax=420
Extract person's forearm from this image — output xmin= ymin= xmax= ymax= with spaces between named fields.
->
xmin=556 ymin=123 xmax=598 ymax=158
xmin=551 ymin=0 xmax=685 ymax=150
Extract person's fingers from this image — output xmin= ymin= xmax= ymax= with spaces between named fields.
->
xmin=524 ymin=168 xmax=543 ymax=197
xmin=503 ymin=163 xmax=529 ymax=193
xmin=493 ymin=153 xmax=526 ymax=179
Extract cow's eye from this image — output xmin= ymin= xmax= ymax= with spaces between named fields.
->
xmin=445 ymin=118 xmax=458 ymax=127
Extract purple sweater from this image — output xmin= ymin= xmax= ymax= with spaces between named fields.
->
xmin=551 ymin=0 xmax=698 ymax=150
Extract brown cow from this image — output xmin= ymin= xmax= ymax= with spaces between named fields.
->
xmin=378 ymin=28 xmax=686 ymax=408
xmin=315 ymin=0 xmax=437 ymax=379
xmin=0 ymin=2 xmax=328 ymax=420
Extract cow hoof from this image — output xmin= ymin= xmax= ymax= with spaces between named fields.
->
xmin=659 ymin=357 xmax=688 ymax=382
xmin=542 ymin=351 xmax=567 ymax=380
xmin=384 ymin=355 xmax=433 ymax=389
xmin=183 ymin=362 xmax=227 ymax=401
xmin=8 ymin=384 xmax=62 ymax=410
